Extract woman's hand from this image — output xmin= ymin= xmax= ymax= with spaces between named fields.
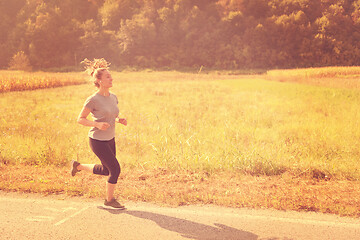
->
xmin=95 ymin=122 xmax=110 ymax=130
xmin=116 ymin=118 xmax=127 ymax=126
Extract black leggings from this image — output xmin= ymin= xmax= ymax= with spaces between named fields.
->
xmin=89 ymin=138 xmax=121 ymax=184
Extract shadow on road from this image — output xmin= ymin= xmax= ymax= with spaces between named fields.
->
xmin=98 ymin=206 xmax=258 ymax=240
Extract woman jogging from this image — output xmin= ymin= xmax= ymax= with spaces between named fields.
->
xmin=70 ymin=58 xmax=127 ymax=209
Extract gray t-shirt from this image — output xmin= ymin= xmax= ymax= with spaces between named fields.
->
xmin=84 ymin=92 xmax=119 ymax=141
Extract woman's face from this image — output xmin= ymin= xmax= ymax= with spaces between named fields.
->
xmin=99 ymin=70 xmax=113 ymax=88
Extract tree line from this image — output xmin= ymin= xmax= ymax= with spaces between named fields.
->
xmin=1 ymin=0 xmax=359 ymax=70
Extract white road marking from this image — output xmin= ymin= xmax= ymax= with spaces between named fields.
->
xmin=44 ymin=207 xmax=77 ymax=213
xmin=26 ymin=216 xmax=54 ymax=222
xmin=54 ymin=206 xmax=89 ymax=226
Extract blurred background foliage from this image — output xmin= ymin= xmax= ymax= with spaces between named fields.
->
xmin=0 ymin=0 xmax=359 ymax=70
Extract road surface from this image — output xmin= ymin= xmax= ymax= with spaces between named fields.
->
xmin=0 ymin=192 xmax=359 ymax=240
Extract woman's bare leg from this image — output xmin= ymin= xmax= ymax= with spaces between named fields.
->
xmin=77 ymin=164 xmax=95 ymax=172
xmin=106 ymin=182 xmax=116 ymax=201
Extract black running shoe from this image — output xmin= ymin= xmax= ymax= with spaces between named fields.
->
xmin=104 ymin=198 xmax=126 ymax=209
xmin=70 ymin=160 xmax=81 ymax=177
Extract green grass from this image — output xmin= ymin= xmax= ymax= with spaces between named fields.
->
xmin=1 ymin=71 xmax=360 ymax=180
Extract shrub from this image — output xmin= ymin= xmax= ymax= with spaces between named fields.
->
xmin=8 ymin=51 xmax=32 ymax=71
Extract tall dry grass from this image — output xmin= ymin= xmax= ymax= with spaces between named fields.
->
xmin=267 ymin=66 xmax=360 ymax=89
xmin=0 ymin=71 xmax=86 ymax=92
xmin=267 ymin=66 xmax=360 ymax=78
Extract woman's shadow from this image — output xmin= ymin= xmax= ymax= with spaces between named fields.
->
xmin=98 ymin=207 xmax=258 ymax=240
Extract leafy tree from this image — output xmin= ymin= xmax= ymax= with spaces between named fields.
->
xmin=241 ymin=0 xmax=269 ymax=18
xmin=117 ymin=10 xmax=157 ymax=67
xmin=0 ymin=0 xmax=26 ymax=68
xmin=77 ymin=19 xmax=120 ymax=65
xmin=23 ymin=2 xmax=82 ymax=68
xmin=57 ymin=0 xmax=98 ymax=21
xmin=313 ymin=2 xmax=356 ymax=65
xmin=99 ymin=0 xmax=140 ymax=30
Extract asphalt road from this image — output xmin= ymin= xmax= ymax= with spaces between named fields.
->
xmin=1 ymin=192 xmax=359 ymax=240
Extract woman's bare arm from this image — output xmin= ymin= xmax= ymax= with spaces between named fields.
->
xmin=77 ymin=106 xmax=110 ymax=130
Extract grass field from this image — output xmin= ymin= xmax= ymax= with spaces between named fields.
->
xmin=1 ymin=68 xmax=360 ymax=217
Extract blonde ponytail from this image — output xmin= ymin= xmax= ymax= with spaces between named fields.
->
xmin=81 ymin=58 xmax=111 ymax=88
